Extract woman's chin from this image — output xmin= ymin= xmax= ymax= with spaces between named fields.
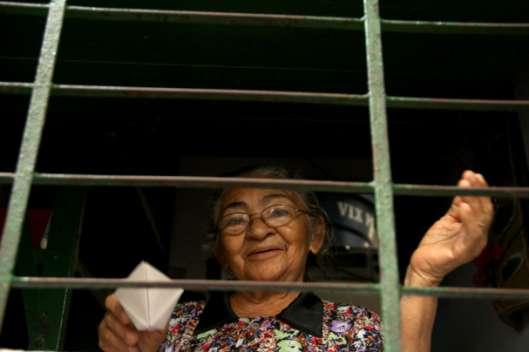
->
xmin=243 ymin=264 xmax=294 ymax=282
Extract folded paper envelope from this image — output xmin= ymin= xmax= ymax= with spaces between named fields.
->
xmin=115 ymin=261 xmax=183 ymax=331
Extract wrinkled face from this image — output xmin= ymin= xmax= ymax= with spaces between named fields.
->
xmin=215 ymin=188 xmax=324 ymax=282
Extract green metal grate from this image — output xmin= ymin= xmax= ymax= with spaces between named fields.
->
xmin=1 ymin=0 xmax=529 ymax=351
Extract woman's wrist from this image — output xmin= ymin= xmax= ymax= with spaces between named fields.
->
xmin=404 ymin=265 xmax=442 ymax=287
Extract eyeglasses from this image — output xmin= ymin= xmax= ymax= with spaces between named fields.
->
xmin=218 ymin=204 xmax=309 ymax=236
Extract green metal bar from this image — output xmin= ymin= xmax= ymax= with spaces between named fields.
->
xmin=382 ymin=19 xmax=529 ymax=35
xmin=3 ymin=82 xmax=529 ymax=111
xmin=0 ymin=0 xmax=67 ymax=332
xmin=20 ymin=189 xmax=85 ymax=350
xmin=363 ymin=0 xmax=401 ymax=351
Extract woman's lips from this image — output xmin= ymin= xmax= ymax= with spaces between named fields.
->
xmin=246 ymin=247 xmax=284 ymax=260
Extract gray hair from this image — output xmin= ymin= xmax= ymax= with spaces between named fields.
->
xmin=209 ymin=165 xmax=332 ymax=258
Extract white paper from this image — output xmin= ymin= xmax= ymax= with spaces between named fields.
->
xmin=115 ymin=261 xmax=183 ymax=331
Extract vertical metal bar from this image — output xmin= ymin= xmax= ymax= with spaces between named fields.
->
xmin=363 ymin=0 xmax=401 ymax=351
xmin=0 ymin=0 xmax=67 ymax=331
xmin=21 ymin=189 xmax=85 ymax=350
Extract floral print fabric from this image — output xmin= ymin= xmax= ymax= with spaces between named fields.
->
xmin=159 ymin=298 xmax=382 ymax=351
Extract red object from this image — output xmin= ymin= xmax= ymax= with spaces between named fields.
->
xmin=0 ymin=208 xmax=52 ymax=247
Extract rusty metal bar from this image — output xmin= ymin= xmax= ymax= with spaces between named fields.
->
xmin=364 ymin=0 xmax=401 ymax=350
xmin=3 ymin=82 xmax=529 ymax=112
xmin=0 ymin=0 xmax=67 ymax=332
xmin=0 ymin=173 xmax=527 ymax=198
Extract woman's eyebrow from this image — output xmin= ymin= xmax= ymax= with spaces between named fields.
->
xmin=221 ymin=201 xmax=248 ymax=214
xmin=261 ymin=193 xmax=292 ymax=205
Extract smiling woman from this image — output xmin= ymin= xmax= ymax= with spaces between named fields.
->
xmin=97 ymin=165 xmax=494 ymax=352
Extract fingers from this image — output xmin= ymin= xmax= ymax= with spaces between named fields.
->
xmin=137 ymin=330 xmax=167 ymax=352
xmin=105 ymin=312 xmax=139 ymax=346
xmin=456 ymin=201 xmax=488 ymax=256
xmin=105 ymin=294 xmax=132 ymax=326
xmin=98 ymin=318 xmax=139 ymax=352
xmin=99 ymin=294 xmax=140 ymax=352
xmin=460 ymin=170 xmax=494 ymax=228
xmin=474 ymin=173 xmax=494 ymax=218
xmin=449 ymin=170 xmax=494 ymax=257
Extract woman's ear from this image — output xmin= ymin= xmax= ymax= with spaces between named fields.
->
xmin=309 ymin=216 xmax=326 ymax=255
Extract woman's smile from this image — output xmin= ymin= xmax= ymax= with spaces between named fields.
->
xmin=246 ymin=244 xmax=287 ymax=261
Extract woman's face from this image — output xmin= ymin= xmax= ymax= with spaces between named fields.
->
xmin=215 ymin=188 xmax=324 ymax=282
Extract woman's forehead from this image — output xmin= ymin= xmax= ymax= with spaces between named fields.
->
xmin=219 ymin=188 xmax=301 ymax=208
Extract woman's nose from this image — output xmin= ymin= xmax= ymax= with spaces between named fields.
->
xmin=246 ymin=215 xmax=274 ymax=239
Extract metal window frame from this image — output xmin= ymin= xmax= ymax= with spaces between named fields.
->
xmin=1 ymin=0 xmax=529 ymax=351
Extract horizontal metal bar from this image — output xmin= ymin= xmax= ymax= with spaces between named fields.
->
xmin=382 ymin=19 xmax=529 ymax=35
xmin=50 ymin=84 xmax=369 ymax=105
xmin=0 ymin=81 xmax=33 ymax=95
xmin=33 ymin=173 xmax=375 ymax=193
xmin=387 ymin=96 xmax=529 ymax=111
xmin=402 ymin=286 xmax=529 ymax=300
xmin=10 ymin=276 xmax=529 ymax=300
xmin=66 ymin=6 xmax=364 ymax=30
xmin=0 ymin=2 xmax=363 ymax=29
xmin=1 ymin=173 xmax=527 ymax=197
xmin=0 ymin=82 xmax=367 ymax=105
xmin=11 ymin=276 xmax=380 ymax=295
xmin=2 ymin=2 xmax=528 ymax=36
xmin=0 ymin=172 xmax=13 ymax=183
xmin=0 ymin=1 xmax=47 ymax=16
xmin=393 ymin=184 xmax=529 ymax=198
xmin=2 ymin=82 xmax=529 ymax=112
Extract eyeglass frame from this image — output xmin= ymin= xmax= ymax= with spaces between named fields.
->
xmin=216 ymin=203 xmax=314 ymax=236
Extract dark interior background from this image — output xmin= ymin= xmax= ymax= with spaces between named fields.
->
xmin=1 ymin=0 xmax=529 ymax=350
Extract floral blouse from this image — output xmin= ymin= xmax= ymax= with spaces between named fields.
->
xmin=159 ymin=292 xmax=382 ymax=351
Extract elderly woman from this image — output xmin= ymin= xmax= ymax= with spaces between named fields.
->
xmin=98 ymin=167 xmax=493 ymax=352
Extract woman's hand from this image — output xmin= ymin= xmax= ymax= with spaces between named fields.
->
xmin=407 ymin=170 xmax=494 ymax=287
xmin=98 ymin=294 xmax=167 ymax=352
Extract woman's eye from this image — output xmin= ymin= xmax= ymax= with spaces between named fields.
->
xmin=224 ymin=215 xmax=247 ymax=226
xmin=269 ymin=207 xmax=290 ymax=218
